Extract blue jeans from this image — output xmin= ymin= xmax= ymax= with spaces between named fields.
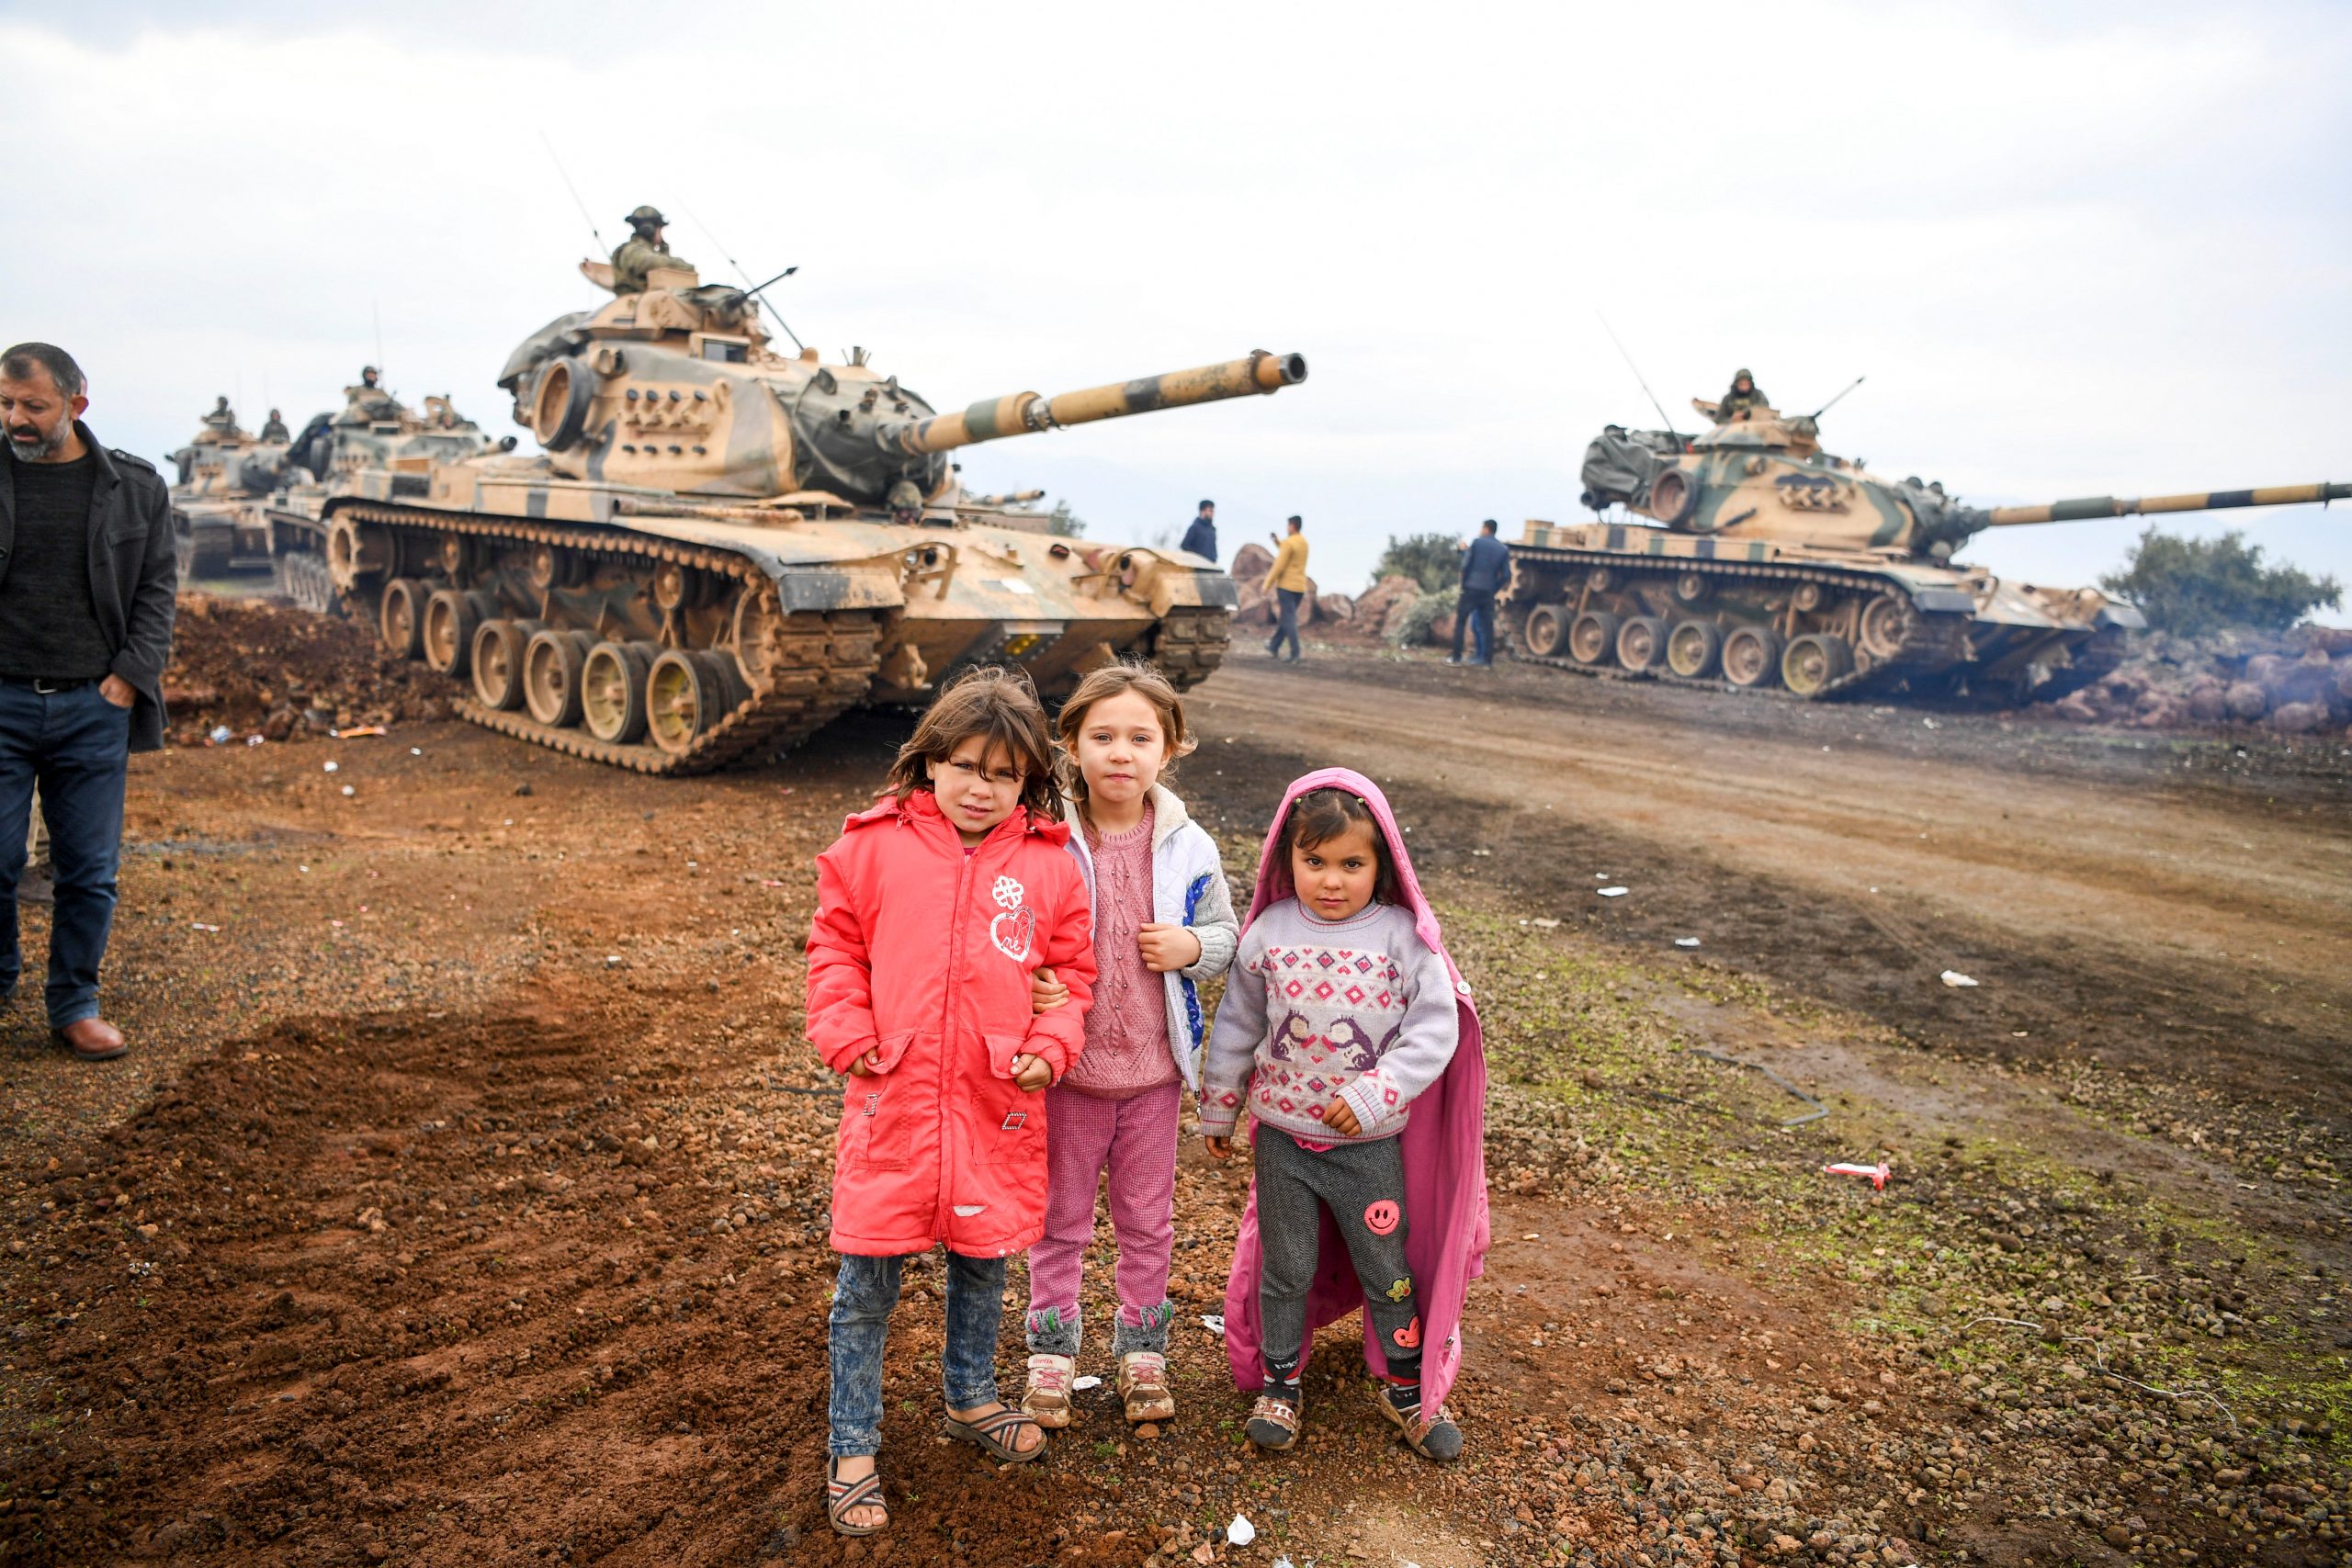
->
xmin=1267 ymin=588 xmax=1303 ymax=660
xmin=1452 ymin=588 xmax=1496 ymax=664
xmin=829 ymin=1248 xmax=1008 ymax=1459
xmin=0 ymin=682 xmax=130 ymax=1028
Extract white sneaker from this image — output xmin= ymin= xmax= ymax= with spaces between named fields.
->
xmin=1022 ymin=1352 xmax=1075 ymax=1428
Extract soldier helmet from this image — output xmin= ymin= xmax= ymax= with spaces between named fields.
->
xmin=627 ymin=205 xmax=667 ymax=230
xmin=1733 ymin=367 xmax=1753 ymax=381
xmin=887 ymin=479 xmax=924 ymax=512
xmin=362 ymin=365 xmax=379 ymax=378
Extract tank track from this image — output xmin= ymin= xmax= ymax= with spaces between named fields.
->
xmin=1499 ymin=550 xmax=1971 ymax=701
xmin=334 ymin=503 xmax=880 ymax=775
xmin=1152 ymin=604 xmax=1234 ymax=692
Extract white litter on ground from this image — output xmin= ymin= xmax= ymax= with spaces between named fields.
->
xmin=1597 ymin=886 xmax=1628 ymax=897
xmin=1072 ymin=1375 xmax=1102 ymax=1392
xmin=1200 ymin=1314 xmax=1226 ymax=1337
xmin=1675 ymin=937 xmax=1702 ymax=948
xmin=1227 ymin=1515 xmax=1257 ymax=1547
xmin=1940 ymin=969 xmax=1979 ymax=987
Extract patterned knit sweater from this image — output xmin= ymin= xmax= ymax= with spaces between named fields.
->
xmin=1197 ymin=898 xmax=1458 ymax=1145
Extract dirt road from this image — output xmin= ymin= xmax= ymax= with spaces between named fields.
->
xmin=1192 ymin=652 xmax=2352 ymax=1118
xmin=1 ymin=624 xmax=2344 ymax=1566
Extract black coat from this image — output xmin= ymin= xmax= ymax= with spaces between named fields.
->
xmin=1179 ymin=514 xmax=1218 ymax=563
xmin=0 ymin=422 xmax=177 ymax=752
xmin=1459 ymin=533 xmax=1510 ymax=593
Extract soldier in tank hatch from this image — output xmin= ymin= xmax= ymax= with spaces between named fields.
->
xmin=1716 ymin=368 xmax=1769 ymax=423
xmin=259 ymin=409 xmax=289 ymax=443
xmin=610 ymin=206 xmax=696 ymax=296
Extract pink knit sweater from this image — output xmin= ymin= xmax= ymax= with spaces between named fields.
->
xmin=1061 ymin=804 xmax=1179 ymax=1099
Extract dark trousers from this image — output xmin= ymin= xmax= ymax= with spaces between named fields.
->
xmin=0 ymin=682 xmax=130 ymax=1028
xmin=1451 ymin=589 xmax=1496 ymax=664
xmin=1267 ymin=588 xmax=1304 ymax=660
xmin=1253 ymin=1128 xmax=1421 ymax=1384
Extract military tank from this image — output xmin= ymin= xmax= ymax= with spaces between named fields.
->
xmin=266 ymin=383 xmax=512 ymax=614
xmin=167 ymin=402 xmax=295 ymax=580
xmin=295 ymin=255 xmax=1304 ymax=773
xmin=1502 ymin=395 xmax=2346 ymax=701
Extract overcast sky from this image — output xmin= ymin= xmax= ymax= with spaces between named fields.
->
xmin=6 ymin=0 xmax=2347 ymax=606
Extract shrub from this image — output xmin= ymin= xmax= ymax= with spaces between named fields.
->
xmin=1389 ymin=585 xmax=1459 ymax=647
xmin=1374 ymin=532 xmax=1462 ymax=593
xmin=2098 ymin=527 xmax=2339 ymax=637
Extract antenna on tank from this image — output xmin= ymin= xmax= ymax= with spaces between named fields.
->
xmin=371 ymin=301 xmax=385 ymax=384
xmin=538 ymin=133 xmax=607 ymax=253
xmin=1597 ymin=314 xmax=1684 ymax=447
xmin=685 ymin=205 xmax=808 ymax=354
xmin=1807 ymin=376 xmax=1867 ymax=421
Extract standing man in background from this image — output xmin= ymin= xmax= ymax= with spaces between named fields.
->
xmin=1262 ymin=514 xmax=1308 ymax=663
xmin=0 ymin=343 xmax=178 ymax=1062
xmin=1180 ymin=499 xmax=1217 ymax=563
xmin=1449 ymin=518 xmax=1510 ymax=667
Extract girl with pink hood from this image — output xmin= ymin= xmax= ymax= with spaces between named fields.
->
xmin=1199 ymin=769 xmax=1489 ymax=1461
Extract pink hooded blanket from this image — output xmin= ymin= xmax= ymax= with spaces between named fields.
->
xmin=1218 ymin=768 xmax=1489 ymax=1409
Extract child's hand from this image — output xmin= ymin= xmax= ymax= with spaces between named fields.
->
xmin=844 ymin=1047 xmax=886 ymax=1077
xmin=1010 ymin=1053 xmax=1054 ymax=1092
xmin=1321 ymin=1098 xmax=1362 ymax=1137
xmin=1136 ymin=923 xmax=1203 ymax=974
xmin=1204 ymin=1134 xmax=1232 ymax=1160
xmin=1030 ymin=966 xmax=1070 ymax=1014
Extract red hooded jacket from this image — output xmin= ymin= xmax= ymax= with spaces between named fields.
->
xmin=807 ymin=791 xmax=1096 ymax=1258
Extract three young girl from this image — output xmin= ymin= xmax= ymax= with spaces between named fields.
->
xmin=806 ymin=666 xmax=1487 ymax=1538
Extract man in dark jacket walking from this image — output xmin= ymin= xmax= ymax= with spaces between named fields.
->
xmin=1448 ymin=519 xmax=1510 ymax=666
xmin=0 ymin=343 xmax=177 ymax=1061
xmin=1179 ymin=499 xmax=1217 ymax=563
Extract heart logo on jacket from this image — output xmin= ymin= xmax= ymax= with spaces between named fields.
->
xmin=990 ymin=904 xmax=1035 ymax=963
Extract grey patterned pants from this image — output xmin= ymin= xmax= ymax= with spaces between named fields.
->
xmin=1253 ymin=1127 xmax=1422 ymax=1382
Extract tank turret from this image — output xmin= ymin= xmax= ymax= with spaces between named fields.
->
xmin=501 ymin=265 xmax=1304 ymax=507
xmin=1503 ymin=395 xmax=2343 ymax=705
xmin=252 ymin=254 xmax=1307 ymax=773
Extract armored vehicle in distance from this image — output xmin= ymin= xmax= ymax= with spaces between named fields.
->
xmin=298 ymin=256 xmax=1304 ymax=773
xmin=1504 ymin=396 xmax=2346 ymax=702
xmin=168 ymin=403 xmax=294 ymax=581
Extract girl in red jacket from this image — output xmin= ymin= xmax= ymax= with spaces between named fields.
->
xmin=805 ymin=668 xmax=1097 ymax=1537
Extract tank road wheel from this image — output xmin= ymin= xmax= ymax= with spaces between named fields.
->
xmin=471 ymin=617 xmax=542 ymax=711
xmin=1674 ymin=571 xmax=1709 ymax=606
xmin=1857 ymin=593 xmax=1914 ymax=662
xmin=1721 ymin=625 xmax=1784 ymax=690
xmin=379 ymin=577 xmax=429 ymax=660
xmin=1665 ymin=619 xmax=1723 ymax=679
xmin=423 ymin=589 xmax=492 ymax=676
xmin=1648 ymin=468 xmax=1699 ymax=527
xmin=1616 ymin=615 xmax=1668 ymax=671
xmin=523 ymin=628 xmax=598 ymax=728
xmin=1781 ymin=632 xmax=1854 ymax=698
xmin=1568 ymin=610 xmax=1623 ymax=667
xmin=582 ymin=640 xmax=657 ymax=745
xmin=1523 ymin=604 xmax=1571 ymax=659
xmin=647 ymin=649 xmax=730 ymax=756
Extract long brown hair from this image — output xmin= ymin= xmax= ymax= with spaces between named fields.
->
xmin=1279 ymin=787 xmax=1401 ymax=906
xmin=883 ymin=666 xmax=1062 ymax=822
xmin=1054 ymin=660 xmax=1197 ymax=807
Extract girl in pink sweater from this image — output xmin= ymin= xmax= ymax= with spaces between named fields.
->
xmin=1022 ymin=663 xmax=1238 ymax=1429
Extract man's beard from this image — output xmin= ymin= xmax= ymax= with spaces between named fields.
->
xmin=6 ymin=421 xmax=70 ymax=461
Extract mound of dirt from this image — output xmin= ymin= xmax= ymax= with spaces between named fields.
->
xmin=2032 ymin=623 xmax=2352 ymax=737
xmin=162 ymin=593 xmax=451 ymax=746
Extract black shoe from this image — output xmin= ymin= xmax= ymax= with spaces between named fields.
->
xmin=17 ymin=869 xmax=52 ymax=908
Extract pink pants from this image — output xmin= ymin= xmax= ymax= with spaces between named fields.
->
xmin=1024 ymin=1077 xmax=1182 ymax=1355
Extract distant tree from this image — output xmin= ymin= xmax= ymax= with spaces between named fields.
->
xmin=1046 ymin=500 xmax=1086 ymax=538
xmin=1374 ymin=531 xmax=1462 ymax=592
xmin=2098 ymin=526 xmax=2340 ymax=637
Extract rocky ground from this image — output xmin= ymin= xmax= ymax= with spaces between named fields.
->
xmin=0 ymin=604 xmax=2345 ymax=1566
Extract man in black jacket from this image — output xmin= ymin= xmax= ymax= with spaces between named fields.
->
xmin=0 ymin=343 xmax=177 ymax=1061
xmin=1448 ymin=519 xmax=1510 ymax=666
xmin=1179 ymin=499 xmax=1217 ymax=563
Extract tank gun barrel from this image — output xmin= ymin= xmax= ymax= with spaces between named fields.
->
xmin=885 ymin=351 xmax=1306 ymax=457
xmin=1984 ymin=481 xmax=2348 ymax=526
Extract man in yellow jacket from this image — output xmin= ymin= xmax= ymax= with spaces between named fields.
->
xmin=1262 ymin=515 xmax=1309 ymax=662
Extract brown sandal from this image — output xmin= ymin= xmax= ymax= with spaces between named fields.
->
xmin=942 ymin=1404 xmax=1046 ymax=1463
xmin=826 ymin=1457 xmax=888 ymax=1536
xmin=1244 ymin=1393 xmax=1301 ymax=1450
